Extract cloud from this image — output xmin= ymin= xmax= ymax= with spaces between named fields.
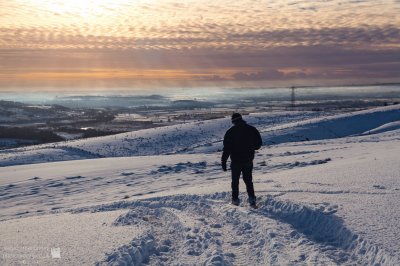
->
xmin=202 ymin=75 xmax=227 ymax=81
xmin=1 ymin=0 xmax=399 ymax=51
xmin=1 ymin=43 xmax=400 ymax=85
xmin=233 ymin=70 xmax=285 ymax=81
xmin=1 ymin=26 xmax=399 ymax=51
xmin=0 ymin=0 xmax=400 ymax=87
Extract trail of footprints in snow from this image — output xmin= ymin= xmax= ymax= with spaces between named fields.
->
xmin=86 ymin=192 xmax=399 ymax=266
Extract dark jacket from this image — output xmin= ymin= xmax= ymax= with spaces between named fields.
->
xmin=221 ymin=120 xmax=262 ymax=164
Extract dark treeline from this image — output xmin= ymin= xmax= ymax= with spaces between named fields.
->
xmin=0 ymin=127 xmax=64 ymax=143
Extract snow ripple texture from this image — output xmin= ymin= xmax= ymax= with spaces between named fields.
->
xmin=70 ymin=192 xmax=400 ymax=266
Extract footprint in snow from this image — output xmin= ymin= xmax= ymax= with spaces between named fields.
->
xmin=121 ymin=172 xmax=134 ymax=176
xmin=65 ymin=175 xmax=85 ymax=180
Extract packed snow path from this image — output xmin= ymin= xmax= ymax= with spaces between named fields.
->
xmin=75 ymin=193 xmax=398 ymax=266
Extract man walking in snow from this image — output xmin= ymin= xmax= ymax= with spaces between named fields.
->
xmin=221 ymin=113 xmax=262 ymax=207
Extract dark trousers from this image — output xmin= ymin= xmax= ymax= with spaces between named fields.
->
xmin=231 ymin=161 xmax=255 ymax=200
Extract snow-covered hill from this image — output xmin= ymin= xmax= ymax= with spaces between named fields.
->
xmin=0 ymin=111 xmax=324 ymax=166
xmin=1 ymin=106 xmax=400 ymax=265
xmin=260 ymin=104 xmax=400 ymax=144
xmin=362 ymin=121 xmax=400 ymax=135
xmin=1 ymin=105 xmax=399 ymax=167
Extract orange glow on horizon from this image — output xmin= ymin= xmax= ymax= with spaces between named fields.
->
xmin=0 ymin=0 xmax=399 ymax=88
xmin=0 ymin=68 xmax=240 ymax=82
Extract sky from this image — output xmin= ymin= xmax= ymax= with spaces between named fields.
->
xmin=1 ymin=0 xmax=400 ymax=90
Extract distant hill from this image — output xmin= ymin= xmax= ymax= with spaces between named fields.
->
xmin=0 ymin=105 xmax=399 ymax=167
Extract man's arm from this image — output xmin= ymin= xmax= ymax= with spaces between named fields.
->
xmin=253 ymin=127 xmax=262 ymax=150
xmin=221 ymin=131 xmax=232 ymax=171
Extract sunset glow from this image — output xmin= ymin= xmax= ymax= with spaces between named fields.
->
xmin=1 ymin=0 xmax=399 ymax=89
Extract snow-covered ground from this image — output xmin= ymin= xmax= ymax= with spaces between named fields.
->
xmin=1 ymin=105 xmax=399 ymax=168
xmin=0 ymin=105 xmax=400 ymax=265
xmin=0 ymin=110 xmax=328 ymax=167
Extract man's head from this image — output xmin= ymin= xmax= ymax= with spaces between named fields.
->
xmin=231 ymin=113 xmax=243 ymax=124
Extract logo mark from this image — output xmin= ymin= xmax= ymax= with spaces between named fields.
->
xmin=51 ymin=247 xmax=61 ymax=259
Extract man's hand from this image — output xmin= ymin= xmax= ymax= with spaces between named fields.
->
xmin=222 ymin=161 xmax=227 ymax=172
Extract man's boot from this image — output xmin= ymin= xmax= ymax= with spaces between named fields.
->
xmin=249 ymin=196 xmax=257 ymax=208
xmin=231 ymin=198 xmax=240 ymax=206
